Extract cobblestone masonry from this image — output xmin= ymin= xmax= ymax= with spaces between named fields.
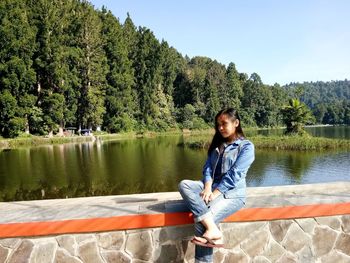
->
xmin=0 ymin=215 xmax=349 ymax=263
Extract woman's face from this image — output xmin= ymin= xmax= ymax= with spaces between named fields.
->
xmin=217 ymin=114 xmax=239 ymax=140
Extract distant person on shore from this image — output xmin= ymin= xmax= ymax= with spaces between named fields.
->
xmin=179 ymin=108 xmax=255 ymax=263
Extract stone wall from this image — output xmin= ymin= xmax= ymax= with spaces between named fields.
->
xmin=1 ymin=214 xmax=350 ymax=263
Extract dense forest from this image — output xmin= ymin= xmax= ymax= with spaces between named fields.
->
xmin=285 ymin=80 xmax=350 ymax=125
xmin=0 ymin=0 xmax=349 ymax=138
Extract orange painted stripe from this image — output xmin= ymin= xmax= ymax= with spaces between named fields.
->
xmin=0 ymin=212 xmax=194 ymax=238
xmin=1 ymin=202 xmax=350 ymax=238
xmin=224 ymin=202 xmax=350 ymax=222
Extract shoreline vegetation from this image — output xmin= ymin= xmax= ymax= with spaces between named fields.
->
xmin=0 ymin=126 xmax=349 ymax=151
xmin=0 ymin=129 xmax=212 ymax=149
xmin=180 ymin=135 xmax=350 ymax=151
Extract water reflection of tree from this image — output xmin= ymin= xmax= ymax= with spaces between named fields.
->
xmin=283 ymin=151 xmax=314 ymax=183
xmin=2 ymin=137 xmax=187 ymax=201
xmin=247 ymin=149 xmax=329 ymax=187
xmin=246 ymin=149 xmax=274 ymax=186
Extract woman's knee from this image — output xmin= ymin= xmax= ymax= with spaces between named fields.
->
xmin=178 ymin=179 xmax=190 ymax=192
xmin=179 ymin=180 xmax=204 ymax=197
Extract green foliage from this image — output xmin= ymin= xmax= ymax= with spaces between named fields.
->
xmin=100 ymin=9 xmax=138 ymax=132
xmin=241 ymin=73 xmax=286 ymax=127
xmin=7 ymin=117 xmax=26 ymax=138
xmin=281 ymin=98 xmax=315 ymax=135
xmin=239 ymin=110 xmax=257 ymax=127
xmin=285 ymin=80 xmax=350 ymax=125
xmin=0 ymin=90 xmax=18 ymax=137
xmin=182 ymin=135 xmax=350 ymax=151
xmin=179 ymin=104 xmax=196 ymax=129
xmin=225 ymin=62 xmax=243 ymax=109
xmin=41 ymin=93 xmax=65 ymax=133
xmin=75 ymin=1 xmax=107 ymax=129
xmin=28 ymin=106 xmax=45 ymax=135
xmin=181 ymin=104 xmax=196 ymax=122
xmin=3 ymin=135 xmax=93 ymax=148
xmin=192 ymin=117 xmax=210 ymax=130
xmin=105 ymin=113 xmax=136 ymax=133
xmin=251 ymin=135 xmax=350 ymax=151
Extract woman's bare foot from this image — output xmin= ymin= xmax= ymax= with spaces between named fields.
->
xmin=195 ymin=216 xmax=223 ymax=244
xmin=203 ymin=228 xmax=222 ymax=240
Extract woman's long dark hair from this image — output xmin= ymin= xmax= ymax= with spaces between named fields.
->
xmin=207 ymin=108 xmax=245 ymax=155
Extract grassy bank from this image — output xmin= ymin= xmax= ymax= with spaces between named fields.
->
xmin=0 ymin=129 xmax=212 ymax=149
xmin=181 ymin=135 xmax=350 ymax=151
xmin=94 ymin=129 xmax=213 ymax=140
xmin=0 ymin=132 xmax=145 ymax=149
xmin=0 ymin=136 xmax=95 ymax=149
xmin=1 ymin=129 xmax=349 ymax=151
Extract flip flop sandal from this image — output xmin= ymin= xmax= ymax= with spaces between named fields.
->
xmin=190 ymin=236 xmax=224 ymax=248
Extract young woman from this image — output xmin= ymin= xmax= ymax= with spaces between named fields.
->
xmin=178 ymin=108 xmax=255 ymax=263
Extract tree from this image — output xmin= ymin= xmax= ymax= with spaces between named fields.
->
xmin=180 ymin=104 xmax=196 ymax=129
xmin=241 ymin=73 xmax=263 ymax=126
xmin=0 ymin=90 xmax=18 ymax=137
xmin=313 ymin=104 xmax=327 ymax=123
xmin=158 ymin=41 xmax=185 ymax=124
xmin=183 ymin=57 xmax=226 ymax=122
xmin=173 ymin=70 xmax=193 ymax=108
xmin=28 ymin=0 xmax=82 ymax=135
xmin=281 ymin=98 xmax=315 ymax=135
xmin=99 ymin=8 xmax=137 ymax=132
xmin=269 ymin=83 xmax=288 ymax=126
xmin=0 ymin=0 xmax=36 ymax=136
xmin=122 ymin=13 xmax=138 ymax=63
xmin=41 ymin=93 xmax=65 ymax=136
xmin=75 ymin=1 xmax=107 ymax=130
xmin=188 ymin=57 xmax=210 ymax=107
xmin=133 ymin=27 xmax=175 ymax=130
xmin=225 ymin=62 xmax=243 ymax=109
xmin=204 ymin=60 xmax=226 ymax=122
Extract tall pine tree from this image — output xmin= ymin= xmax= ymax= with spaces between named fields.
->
xmin=100 ymin=8 xmax=137 ymax=132
xmin=0 ymin=0 xmax=36 ymax=137
xmin=75 ymin=1 xmax=107 ymax=130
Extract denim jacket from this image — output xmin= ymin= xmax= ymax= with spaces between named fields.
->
xmin=202 ymin=138 xmax=255 ymax=199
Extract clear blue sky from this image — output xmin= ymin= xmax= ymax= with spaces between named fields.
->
xmin=90 ymin=0 xmax=350 ymax=85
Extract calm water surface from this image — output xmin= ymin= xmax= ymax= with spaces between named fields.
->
xmin=0 ymin=126 xmax=349 ymax=201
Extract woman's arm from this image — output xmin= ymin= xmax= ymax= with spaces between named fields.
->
xmin=201 ymin=155 xmax=216 ymax=203
xmin=202 ymin=156 xmax=213 ymax=184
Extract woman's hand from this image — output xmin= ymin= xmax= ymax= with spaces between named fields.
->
xmin=200 ymin=181 xmax=213 ymax=204
xmin=211 ymin=189 xmax=222 ymax=200
xmin=200 ymin=188 xmax=213 ymax=204
xmin=200 ymin=188 xmax=222 ymax=204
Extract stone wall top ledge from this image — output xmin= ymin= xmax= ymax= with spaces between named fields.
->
xmin=0 ymin=182 xmax=350 ymax=239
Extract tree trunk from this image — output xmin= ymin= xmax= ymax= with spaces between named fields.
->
xmin=57 ymin=120 xmax=64 ymax=137
xmin=57 ymin=127 xmax=64 ymax=137
xmin=25 ymin=114 xmax=30 ymax=134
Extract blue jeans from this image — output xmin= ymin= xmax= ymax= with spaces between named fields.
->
xmin=178 ymin=180 xmax=245 ymax=263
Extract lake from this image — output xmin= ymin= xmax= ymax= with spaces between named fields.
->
xmin=0 ymin=126 xmax=349 ymax=201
